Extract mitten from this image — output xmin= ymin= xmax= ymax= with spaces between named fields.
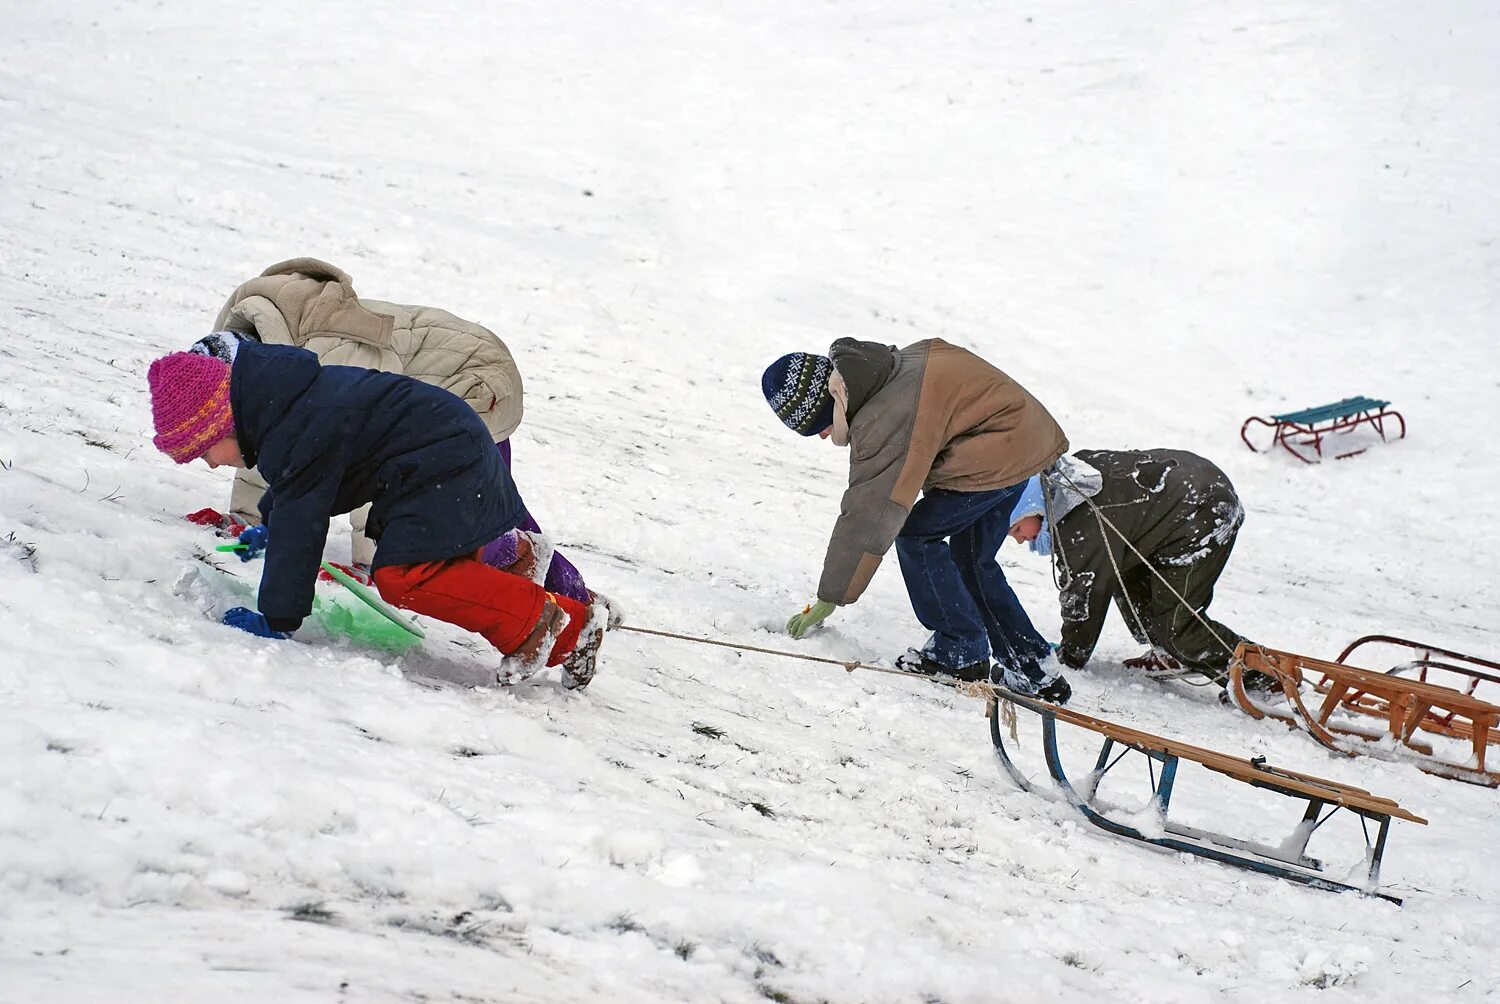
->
xmin=787 ymin=600 xmax=836 ymax=639
xmin=236 ymin=524 xmax=269 ymax=561
xmin=223 ymin=606 xmax=293 ymax=639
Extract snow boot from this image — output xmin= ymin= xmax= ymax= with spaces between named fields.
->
xmin=498 ymin=596 xmax=568 ymax=685
xmin=999 ymin=658 xmax=1072 ymax=705
xmin=560 ymin=600 xmax=607 ymax=691
xmin=895 ymin=648 xmax=990 ymax=683
xmin=589 ymin=589 xmax=626 ymax=629
xmin=1123 ymin=648 xmax=1180 ymax=673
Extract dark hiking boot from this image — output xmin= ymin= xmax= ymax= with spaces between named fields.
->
xmin=895 ymin=648 xmax=990 ymax=683
xmin=1036 ymin=675 xmax=1072 ymax=705
xmin=1238 ymin=668 xmax=1279 ymax=695
xmin=1123 ymin=649 xmax=1181 ymax=673
xmin=999 ymin=660 xmax=1072 ymax=705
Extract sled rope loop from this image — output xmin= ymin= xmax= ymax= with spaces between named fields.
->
xmin=1042 ymin=466 xmax=1241 ymax=687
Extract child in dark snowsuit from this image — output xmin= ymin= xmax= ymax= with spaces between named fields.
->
xmin=1006 ymin=450 xmax=1252 ymax=689
xmin=147 ymin=342 xmax=605 ymax=688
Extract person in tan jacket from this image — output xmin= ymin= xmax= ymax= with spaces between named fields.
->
xmin=185 ymin=258 xmax=593 ymax=607
xmin=763 ymin=338 xmax=1071 ymax=702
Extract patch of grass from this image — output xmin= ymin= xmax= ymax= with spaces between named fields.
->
xmin=692 ymin=722 xmax=725 ymax=740
xmin=674 ymin=940 xmax=695 ymax=960
xmin=447 ymin=917 xmax=493 ymax=945
xmin=286 ymin=902 xmax=338 ymax=925
xmin=191 ymin=546 xmax=235 ymax=576
xmin=752 ymin=945 xmax=783 ymax=967
xmin=46 ymin=740 xmax=73 ymax=754
xmin=609 ymin=913 xmax=645 ymax=935
xmin=4 ymin=532 xmax=38 ymax=572
xmin=746 ymin=801 xmax=776 ymax=818
xmin=82 ymin=437 xmax=117 ymax=452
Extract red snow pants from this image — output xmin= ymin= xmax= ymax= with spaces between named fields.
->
xmin=372 ymin=549 xmax=588 ymax=666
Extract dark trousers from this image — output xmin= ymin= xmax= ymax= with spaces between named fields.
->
xmin=894 ymin=484 xmax=1051 ymax=674
xmin=1113 ymin=534 xmax=1243 ymax=677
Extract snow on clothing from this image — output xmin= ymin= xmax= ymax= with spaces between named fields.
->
xmin=211 ymin=258 xmax=524 ymax=566
xmin=1009 ymin=455 xmax=1105 ymax=557
xmin=1046 ymin=448 xmax=1246 ymax=676
xmin=818 ymin=337 xmax=1069 ymax=606
xmin=227 ymin=340 xmax=588 ymax=665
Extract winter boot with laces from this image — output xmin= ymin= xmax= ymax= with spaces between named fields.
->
xmin=998 ymin=658 xmax=1072 ymax=705
xmin=894 ymin=648 xmax=991 ymax=683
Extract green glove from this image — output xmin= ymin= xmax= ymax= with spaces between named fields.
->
xmin=787 ymin=600 xmax=836 ymax=639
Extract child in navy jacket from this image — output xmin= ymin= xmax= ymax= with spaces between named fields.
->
xmin=147 ymin=343 xmax=604 ymax=688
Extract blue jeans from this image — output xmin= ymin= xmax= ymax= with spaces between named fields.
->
xmin=894 ymin=483 xmax=1051 ymax=674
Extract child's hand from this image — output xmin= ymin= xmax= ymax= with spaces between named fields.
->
xmin=786 ymin=600 xmax=836 ymax=639
xmin=236 ymin=525 xmax=269 ymax=562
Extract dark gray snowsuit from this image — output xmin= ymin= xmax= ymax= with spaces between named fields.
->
xmin=1048 ymin=449 xmax=1245 ymax=677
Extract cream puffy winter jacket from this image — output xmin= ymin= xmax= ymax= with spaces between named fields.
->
xmin=216 ymin=258 xmax=525 ymax=565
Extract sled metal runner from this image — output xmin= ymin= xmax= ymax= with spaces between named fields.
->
xmin=987 ymin=688 xmax=1425 ymax=903
xmin=1240 ymin=396 xmax=1405 ymax=464
xmin=1229 ymin=642 xmax=1500 ymax=787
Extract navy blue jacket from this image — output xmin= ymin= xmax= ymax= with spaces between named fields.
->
xmin=230 ymin=342 xmax=524 ymax=629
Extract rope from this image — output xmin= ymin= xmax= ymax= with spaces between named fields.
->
xmin=616 ymin=623 xmax=1010 ymax=698
xmin=1044 ymin=464 xmax=1242 ymax=682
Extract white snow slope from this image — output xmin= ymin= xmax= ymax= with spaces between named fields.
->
xmin=2 ymin=1 xmax=1498 ymax=1001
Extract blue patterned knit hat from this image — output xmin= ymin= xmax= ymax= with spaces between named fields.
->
xmin=762 ymin=352 xmax=835 ymax=436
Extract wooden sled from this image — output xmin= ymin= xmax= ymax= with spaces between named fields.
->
xmin=1333 ymin=635 xmax=1500 ymax=746
xmin=1229 ymin=642 xmax=1500 ymax=787
xmin=987 ymin=688 xmax=1425 ymax=902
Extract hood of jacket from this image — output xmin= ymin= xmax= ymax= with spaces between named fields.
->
xmin=229 ymin=340 xmax=321 ymax=469
xmin=1044 ymin=454 xmax=1103 ymax=525
xmin=829 ymin=338 xmax=897 ymax=423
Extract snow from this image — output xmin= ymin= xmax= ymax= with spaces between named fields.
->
xmin=2 ymin=0 xmax=1499 ymax=1001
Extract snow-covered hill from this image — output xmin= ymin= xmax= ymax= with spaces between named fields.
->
xmin=2 ymin=1 xmax=1497 ymax=1001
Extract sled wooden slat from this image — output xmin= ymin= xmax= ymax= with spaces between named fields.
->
xmin=1240 ymin=396 xmax=1405 ymax=463
xmin=1330 ymin=634 xmax=1500 ymax=745
xmin=1230 ymin=642 xmax=1500 ymax=787
xmin=987 ymin=689 xmax=1424 ymax=902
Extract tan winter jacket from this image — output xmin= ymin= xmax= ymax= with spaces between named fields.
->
xmin=818 ymin=338 xmax=1068 ymax=605
xmin=218 ymin=258 xmax=524 ymax=564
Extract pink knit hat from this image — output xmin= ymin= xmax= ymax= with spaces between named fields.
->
xmin=147 ymin=352 xmax=235 ymax=463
